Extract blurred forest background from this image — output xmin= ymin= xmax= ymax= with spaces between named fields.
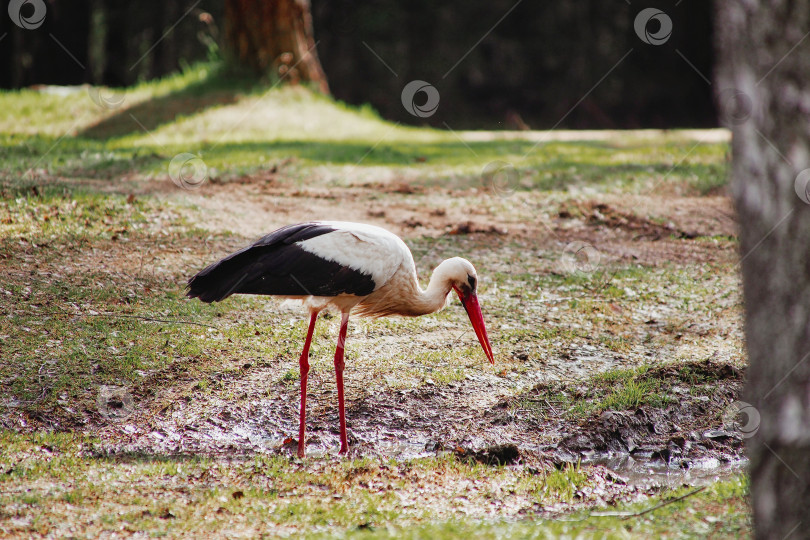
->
xmin=0 ymin=0 xmax=714 ymax=129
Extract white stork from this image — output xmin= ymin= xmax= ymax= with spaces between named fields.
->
xmin=187 ymin=221 xmax=494 ymax=457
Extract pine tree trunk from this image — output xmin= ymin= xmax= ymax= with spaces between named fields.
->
xmin=224 ymin=0 xmax=329 ymax=94
xmin=715 ymin=2 xmax=810 ymax=538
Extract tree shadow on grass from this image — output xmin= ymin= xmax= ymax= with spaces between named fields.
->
xmin=0 ymin=129 xmax=726 ymax=197
xmin=198 ymin=139 xmax=620 ymax=167
xmin=77 ymin=66 xmax=258 ymax=140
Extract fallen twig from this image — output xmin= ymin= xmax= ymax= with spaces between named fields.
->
xmin=589 ymin=486 xmax=707 ymax=518
xmin=7 ymin=307 xmax=220 ymax=330
xmin=85 ymin=312 xmax=219 ymax=329
xmin=549 ymin=486 xmax=707 ymax=522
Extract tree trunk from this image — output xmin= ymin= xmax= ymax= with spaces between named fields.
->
xmin=224 ymin=0 xmax=329 ymax=94
xmin=715 ymin=2 xmax=810 ymax=538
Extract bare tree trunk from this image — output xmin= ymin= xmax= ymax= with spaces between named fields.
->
xmin=715 ymin=2 xmax=810 ymax=538
xmin=224 ymin=0 xmax=329 ymax=94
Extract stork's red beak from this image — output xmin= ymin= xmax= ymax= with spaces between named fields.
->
xmin=455 ymin=288 xmax=495 ymax=364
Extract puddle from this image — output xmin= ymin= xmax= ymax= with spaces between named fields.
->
xmin=95 ymin=358 xmax=747 ymax=499
xmin=583 ymin=453 xmax=747 ymax=488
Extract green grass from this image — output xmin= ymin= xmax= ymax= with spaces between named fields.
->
xmin=0 ymin=191 xmax=220 ymax=416
xmin=0 ymin=61 xmax=728 ymax=195
xmin=572 ymin=365 xmax=675 ymax=417
xmin=0 ymin=188 xmax=149 ymax=242
xmin=530 ymin=461 xmax=590 ymax=502
xmin=514 ymin=360 xmax=741 ymax=422
xmin=0 ymin=432 xmax=749 ymax=538
xmin=1 ymin=134 xmax=729 ymax=193
xmin=324 ymin=478 xmax=750 ymax=539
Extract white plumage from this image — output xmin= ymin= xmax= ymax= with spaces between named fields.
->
xmin=295 ymin=221 xmax=408 ymax=293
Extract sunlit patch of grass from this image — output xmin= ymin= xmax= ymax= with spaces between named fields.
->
xmin=0 ymin=58 xmax=729 ymax=196
xmin=0 ymin=62 xmax=248 ymax=137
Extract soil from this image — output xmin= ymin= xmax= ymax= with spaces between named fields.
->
xmin=4 ymin=171 xmax=745 ymax=487
xmin=93 ymin=356 xmax=746 ymax=486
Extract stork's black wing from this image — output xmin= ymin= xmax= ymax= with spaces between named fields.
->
xmin=186 ymin=223 xmax=376 ymax=303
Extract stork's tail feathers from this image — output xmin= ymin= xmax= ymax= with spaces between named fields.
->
xmin=186 ymin=249 xmax=255 ymax=303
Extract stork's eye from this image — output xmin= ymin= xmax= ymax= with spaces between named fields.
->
xmin=467 ymin=274 xmax=477 ymax=291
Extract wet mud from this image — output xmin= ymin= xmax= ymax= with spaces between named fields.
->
xmin=92 ymin=360 xmax=747 ymax=486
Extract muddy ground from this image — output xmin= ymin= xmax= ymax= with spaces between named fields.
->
xmin=0 ymin=169 xmax=748 ymax=492
xmin=97 ymin=357 xmax=746 ymax=479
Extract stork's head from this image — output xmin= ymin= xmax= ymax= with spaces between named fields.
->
xmin=436 ymin=257 xmax=495 ymax=364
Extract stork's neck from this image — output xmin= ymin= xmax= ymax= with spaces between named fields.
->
xmin=408 ymin=260 xmax=457 ymax=316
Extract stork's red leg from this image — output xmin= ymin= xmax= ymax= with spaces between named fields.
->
xmin=297 ymin=311 xmax=318 ymax=458
xmin=333 ymin=312 xmax=350 ymax=454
